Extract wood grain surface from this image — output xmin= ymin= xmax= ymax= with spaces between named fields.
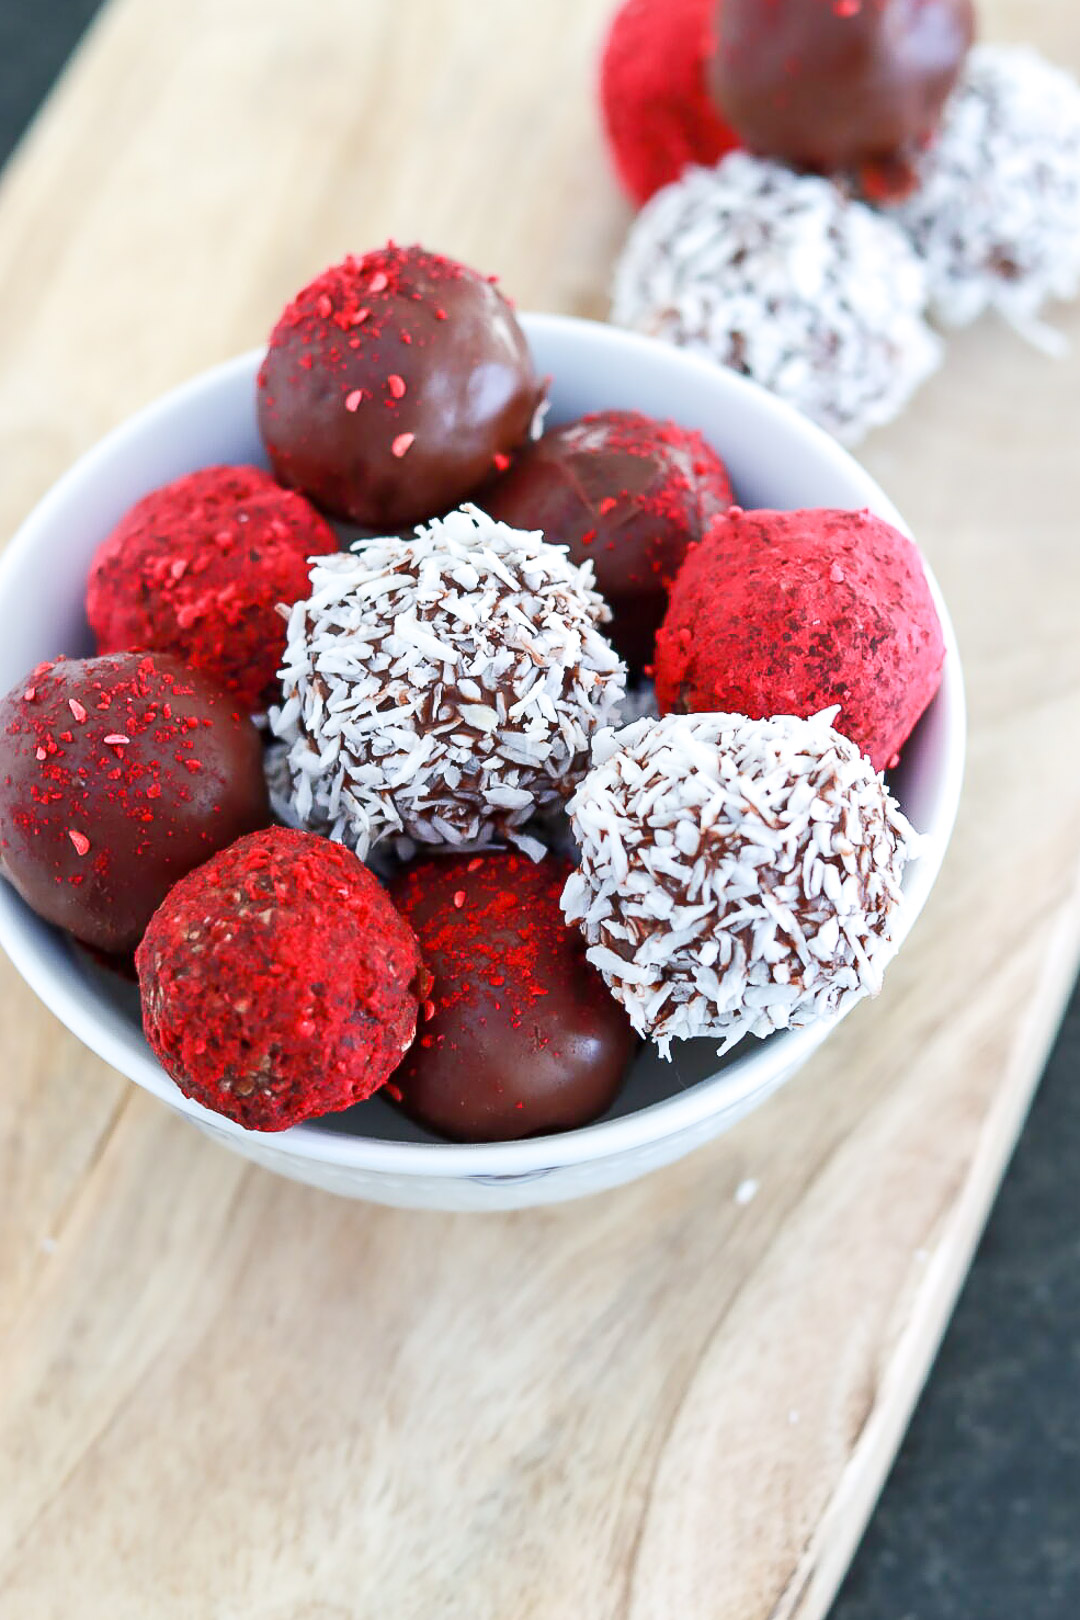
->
xmin=1 ymin=1 xmax=1078 ymax=1615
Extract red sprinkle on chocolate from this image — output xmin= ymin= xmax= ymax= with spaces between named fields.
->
xmin=0 ymin=652 xmax=269 ymax=952
xmin=256 ymin=244 xmax=545 ymax=530
xmin=389 ymin=852 xmax=636 ymax=1142
xmin=493 ymin=452 xmax=511 ymax=473
xmin=480 ymin=408 xmax=733 ymax=676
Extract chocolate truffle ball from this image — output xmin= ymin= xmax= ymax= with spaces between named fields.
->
xmin=0 ymin=652 xmax=269 ymax=953
xmin=611 ymin=153 xmax=942 ymax=444
xmin=390 ymin=851 xmax=636 ymax=1141
xmin=600 ymin=0 xmax=738 ymax=205
xmin=599 ymin=0 xmax=973 ymax=207
xmin=86 ymin=464 xmax=338 ymax=714
xmin=708 ymin=0 xmax=975 ymax=201
xmin=562 ymin=710 xmax=919 ymax=1055
xmin=480 ymin=410 xmax=733 ymax=674
xmin=137 ymin=827 xmax=422 ymax=1131
xmin=887 ymin=45 xmax=1080 ymax=334
xmin=257 ymin=244 xmax=547 ymax=529
xmin=654 ymin=506 xmax=945 ymax=771
xmin=271 ymin=505 xmax=626 ymax=858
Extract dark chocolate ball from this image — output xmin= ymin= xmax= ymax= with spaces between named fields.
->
xmin=256 ymin=244 xmax=547 ymax=529
xmin=0 ymin=652 xmax=269 ymax=953
xmin=708 ymin=0 xmax=976 ymax=198
xmin=389 ymin=852 xmax=636 ymax=1142
xmin=480 ymin=410 xmax=732 ymax=674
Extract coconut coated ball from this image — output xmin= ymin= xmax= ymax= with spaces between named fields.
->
xmin=611 ymin=153 xmax=942 ymax=444
xmin=562 ymin=709 xmax=919 ymax=1054
xmin=271 ymin=505 xmax=626 ymax=857
xmin=654 ymin=506 xmax=945 ymax=772
xmin=137 ymin=827 xmax=423 ymax=1131
xmin=886 ymin=45 xmax=1080 ymax=336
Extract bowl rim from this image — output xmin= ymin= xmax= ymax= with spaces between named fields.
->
xmin=0 ymin=313 xmax=966 ymax=1178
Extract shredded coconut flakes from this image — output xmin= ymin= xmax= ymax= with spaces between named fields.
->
xmin=270 ymin=505 xmax=626 ymax=858
xmin=611 ymin=152 xmax=942 ymax=444
xmin=886 ymin=45 xmax=1080 ymax=347
xmin=562 ymin=708 xmax=920 ymax=1058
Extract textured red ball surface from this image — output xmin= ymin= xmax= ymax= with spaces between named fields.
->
xmin=389 ymin=851 xmax=636 ymax=1142
xmin=257 ymin=244 xmax=546 ymax=529
xmin=708 ymin=0 xmax=975 ymax=201
xmin=137 ymin=827 xmax=423 ymax=1132
xmin=600 ymin=0 xmax=739 ymax=205
xmin=86 ymin=465 xmax=337 ymax=714
xmin=654 ymin=507 xmax=945 ymax=770
xmin=0 ymin=652 xmax=268 ymax=953
xmin=480 ymin=410 xmax=732 ymax=675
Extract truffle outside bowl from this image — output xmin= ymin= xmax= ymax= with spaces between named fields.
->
xmin=0 ymin=317 xmax=965 ymax=1211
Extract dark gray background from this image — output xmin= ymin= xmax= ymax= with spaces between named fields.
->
xmin=1 ymin=5 xmax=1077 ymax=1615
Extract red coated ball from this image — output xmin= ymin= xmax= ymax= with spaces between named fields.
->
xmin=480 ymin=410 xmax=732 ymax=675
xmin=86 ymin=465 xmax=338 ymax=714
xmin=0 ymin=652 xmax=269 ymax=953
xmin=389 ymin=852 xmax=637 ymax=1142
xmin=600 ymin=0 xmax=739 ymax=206
xmin=257 ymin=244 xmax=546 ymax=529
xmin=137 ymin=827 xmax=423 ymax=1131
xmin=654 ymin=507 xmax=945 ymax=771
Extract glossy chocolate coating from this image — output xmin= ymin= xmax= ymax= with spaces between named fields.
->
xmin=708 ymin=0 xmax=975 ymax=195
xmin=481 ymin=410 xmax=732 ymax=674
xmin=0 ymin=652 xmax=269 ymax=953
xmin=257 ymin=245 xmax=547 ymax=529
xmin=389 ymin=852 xmax=636 ymax=1142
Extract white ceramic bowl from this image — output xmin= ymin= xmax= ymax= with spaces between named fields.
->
xmin=0 ymin=316 xmax=965 ymax=1210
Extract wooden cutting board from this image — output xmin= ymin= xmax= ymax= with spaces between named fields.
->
xmin=1 ymin=1 xmax=1077 ymax=1615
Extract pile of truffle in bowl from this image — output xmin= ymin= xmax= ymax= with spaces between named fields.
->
xmin=0 ymin=242 xmax=961 ymax=1200
xmin=601 ymin=0 xmax=1080 ymax=442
